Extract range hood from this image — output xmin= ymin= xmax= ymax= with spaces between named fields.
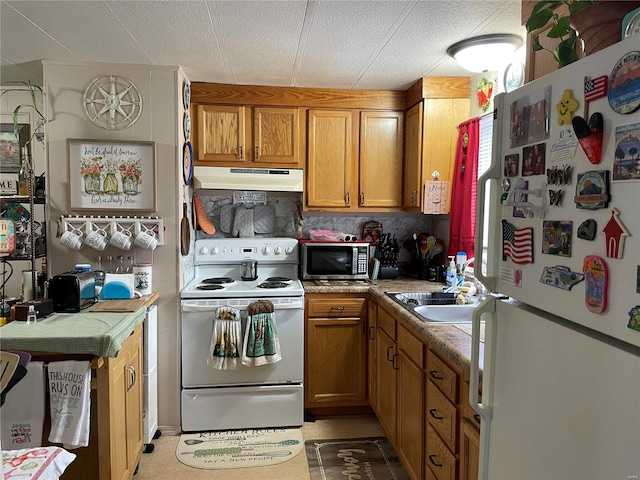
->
xmin=193 ymin=166 xmax=304 ymax=192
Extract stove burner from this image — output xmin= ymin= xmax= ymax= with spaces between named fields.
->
xmin=256 ymin=281 xmax=289 ymax=289
xmin=266 ymin=277 xmax=291 ymax=282
xmin=202 ymin=277 xmax=235 ymax=284
xmin=196 ymin=284 xmax=225 ymax=290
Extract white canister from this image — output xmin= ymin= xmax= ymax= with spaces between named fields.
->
xmin=133 ymin=263 xmax=152 ymax=295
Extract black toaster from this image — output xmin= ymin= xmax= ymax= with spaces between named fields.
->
xmin=48 ymin=270 xmax=97 ymax=312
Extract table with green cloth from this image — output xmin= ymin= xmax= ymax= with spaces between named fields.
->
xmin=0 ymin=308 xmax=146 ymax=357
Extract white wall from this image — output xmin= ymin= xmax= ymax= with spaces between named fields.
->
xmin=43 ymin=61 xmax=185 ymax=432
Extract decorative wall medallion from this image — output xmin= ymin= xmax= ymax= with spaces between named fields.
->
xmin=608 ymin=51 xmax=640 ymax=114
xmin=83 ymin=75 xmax=143 ymax=130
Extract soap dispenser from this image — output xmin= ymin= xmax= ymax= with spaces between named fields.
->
xmin=446 ymin=256 xmax=457 ymax=287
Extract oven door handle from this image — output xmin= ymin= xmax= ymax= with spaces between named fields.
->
xmin=182 ymin=301 xmax=304 ymax=312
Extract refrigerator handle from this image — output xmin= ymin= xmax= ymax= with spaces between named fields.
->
xmin=470 ymin=295 xmax=496 ymax=480
xmin=474 ymin=94 xmax=506 ymax=294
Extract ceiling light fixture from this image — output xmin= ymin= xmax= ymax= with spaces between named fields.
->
xmin=447 ymin=34 xmax=523 ymax=73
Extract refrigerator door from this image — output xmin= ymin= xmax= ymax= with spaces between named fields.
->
xmin=472 ymin=299 xmax=640 ymax=480
xmin=476 ymin=36 xmax=640 ymax=348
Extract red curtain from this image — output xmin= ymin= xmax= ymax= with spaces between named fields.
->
xmin=447 ymin=117 xmax=480 ymax=261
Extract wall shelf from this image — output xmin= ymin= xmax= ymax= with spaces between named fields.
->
xmin=59 ymin=215 xmax=165 ymax=247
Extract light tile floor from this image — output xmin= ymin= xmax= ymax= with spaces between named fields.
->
xmin=135 ymin=415 xmax=384 ymax=480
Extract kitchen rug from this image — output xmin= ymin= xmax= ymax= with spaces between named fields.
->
xmin=306 ymin=437 xmax=409 ymax=480
xmin=176 ymin=427 xmax=303 ymax=469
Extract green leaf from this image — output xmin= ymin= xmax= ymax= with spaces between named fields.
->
xmin=526 ymin=8 xmax=554 ymax=31
xmin=532 ymin=36 xmax=544 ymax=52
xmin=547 ymin=16 xmax=572 ymax=38
xmin=556 ymin=38 xmax=579 ymax=67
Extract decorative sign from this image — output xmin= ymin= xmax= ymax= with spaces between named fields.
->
xmin=540 ymin=265 xmax=584 ymax=290
xmin=67 ymin=139 xmax=156 ymax=211
xmin=583 ymin=255 xmax=608 ymax=314
xmin=608 ymin=51 xmax=640 ymax=114
xmin=613 ymin=121 xmax=640 ymax=181
xmin=423 ymin=181 xmax=450 ymax=214
xmin=574 ymin=170 xmax=610 ymax=209
xmin=602 ymin=208 xmax=629 ymax=258
xmin=542 ymin=220 xmax=572 ymax=257
xmin=0 ymin=178 xmax=18 ymax=195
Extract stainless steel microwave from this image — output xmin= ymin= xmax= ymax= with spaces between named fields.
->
xmin=299 ymin=242 xmax=370 ymax=280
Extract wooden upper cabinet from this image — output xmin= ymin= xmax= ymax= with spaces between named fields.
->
xmin=403 ymin=77 xmax=470 ymax=212
xmin=403 ymin=102 xmax=423 ymax=208
xmin=306 ymin=109 xmax=357 ymax=208
xmin=359 ymin=111 xmax=404 ymax=208
xmin=253 ymin=107 xmax=303 ymax=166
xmin=196 ymin=104 xmax=248 ymax=163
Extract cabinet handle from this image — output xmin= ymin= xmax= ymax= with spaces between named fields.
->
xmin=429 ymin=370 xmax=444 ymax=380
xmin=126 ymin=365 xmax=137 ymax=392
xmin=412 ymin=190 xmax=417 ymax=205
xmin=345 ymin=192 xmax=350 ymax=206
xmin=386 ymin=345 xmax=394 ymax=362
xmin=238 ymin=145 xmax=243 ymax=159
xmin=473 ymin=414 xmax=481 ymax=425
xmin=360 ymin=192 xmax=365 ymax=205
xmin=392 ymin=353 xmax=399 ymax=370
xmin=330 ymin=306 xmax=344 ymax=311
xmin=428 ymin=454 xmax=442 ymax=467
xmin=368 ymin=326 xmax=375 ymax=340
xmin=429 ymin=408 xmax=444 ymax=420
xmin=255 ymin=146 xmax=259 ymax=159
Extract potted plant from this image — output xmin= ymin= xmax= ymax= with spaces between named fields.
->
xmin=0 ymin=80 xmax=46 ymax=149
xmin=526 ymin=0 xmax=640 ymax=68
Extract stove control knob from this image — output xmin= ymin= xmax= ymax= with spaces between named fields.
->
xmin=262 ymin=245 xmax=272 ymax=255
xmin=200 ymin=246 xmax=209 ymax=255
xmin=212 ymin=246 xmax=220 ymax=255
xmin=274 ymin=245 xmax=283 ymax=255
xmin=285 ymin=245 xmax=295 ymax=255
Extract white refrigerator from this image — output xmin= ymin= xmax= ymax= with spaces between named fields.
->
xmin=473 ymin=36 xmax=640 ymax=480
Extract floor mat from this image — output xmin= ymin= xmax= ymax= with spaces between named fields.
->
xmin=176 ymin=427 xmax=303 ymax=470
xmin=305 ymin=437 xmax=409 ymax=480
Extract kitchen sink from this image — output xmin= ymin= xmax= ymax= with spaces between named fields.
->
xmin=386 ymin=291 xmax=478 ymax=323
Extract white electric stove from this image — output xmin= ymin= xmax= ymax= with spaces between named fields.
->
xmin=180 ymin=238 xmax=304 ymax=432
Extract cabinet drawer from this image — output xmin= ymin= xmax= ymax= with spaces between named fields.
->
xmin=426 ymin=380 xmax=457 ymax=450
xmin=427 ymin=349 xmax=458 ymax=403
xmin=397 ymin=324 xmax=424 ymax=368
xmin=426 ymin=423 xmax=456 ymax=480
xmin=307 ymin=298 xmax=366 ymax=318
xmin=377 ymin=307 xmax=396 ymax=339
xmin=460 ymin=380 xmax=482 ymax=430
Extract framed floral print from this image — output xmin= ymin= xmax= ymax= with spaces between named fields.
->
xmin=67 ymin=139 xmax=156 ymax=211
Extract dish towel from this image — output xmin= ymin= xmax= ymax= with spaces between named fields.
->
xmin=0 ymin=361 xmax=45 ymax=449
xmin=47 ymin=361 xmax=91 ymax=449
xmin=208 ymin=306 xmax=242 ymax=370
xmin=242 ymin=300 xmax=282 ymax=367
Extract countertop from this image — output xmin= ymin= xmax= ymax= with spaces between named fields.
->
xmin=304 ymin=279 xmax=483 ymax=376
xmin=0 ymin=293 xmax=158 ymax=357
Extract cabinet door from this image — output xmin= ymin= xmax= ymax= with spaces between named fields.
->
xmin=403 ymin=102 xmax=423 ymax=208
xmin=459 ymin=420 xmax=480 ymax=480
xmin=196 ymin=105 xmax=247 ymax=163
xmin=375 ymin=328 xmax=397 ymax=443
xmin=125 ymin=328 xmax=143 ymax=477
xmin=359 ymin=111 xmax=403 ymax=207
xmin=253 ymin=107 xmax=302 ymax=166
xmin=367 ymin=303 xmax=377 ymax=411
xmin=107 ymin=344 xmax=130 ymax=480
xmin=423 ymin=98 xmax=469 ymax=191
xmin=305 ymin=317 xmax=367 ymax=406
xmin=306 ymin=109 xmax=357 ymax=208
xmin=397 ymin=353 xmax=425 ymax=480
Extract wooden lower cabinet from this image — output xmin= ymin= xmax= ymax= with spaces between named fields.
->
xmin=369 ymin=298 xmax=482 ymax=480
xmin=28 ymin=324 xmax=143 ymax=480
xmin=304 ymin=294 xmax=368 ymax=409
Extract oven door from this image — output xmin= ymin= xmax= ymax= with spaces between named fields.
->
xmin=181 ymin=297 xmax=303 ymax=387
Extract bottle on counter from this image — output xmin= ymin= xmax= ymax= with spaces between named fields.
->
xmin=26 ymin=305 xmax=37 ymax=325
xmin=106 ymin=255 xmax=114 ymax=274
xmin=94 ymin=256 xmax=105 ymax=296
xmin=125 ymin=256 xmax=134 ymax=273
xmin=446 ymin=256 xmax=457 ymax=288
xmin=115 ymin=255 xmax=125 ymax=273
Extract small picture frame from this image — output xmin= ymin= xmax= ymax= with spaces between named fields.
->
xmin=0 ymin=123 xmax=30 ymax=173
xmin=67 ymin=139 xmax=156 ymax=211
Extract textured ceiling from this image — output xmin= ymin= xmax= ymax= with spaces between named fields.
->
xmin=0 ymin=0 xmax=526 ymax=90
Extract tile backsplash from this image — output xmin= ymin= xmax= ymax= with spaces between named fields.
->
xmin=195 ymin=191 xmax=434 ymax=263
